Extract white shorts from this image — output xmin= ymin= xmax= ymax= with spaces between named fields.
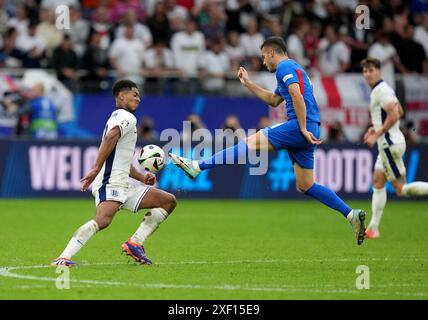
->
xmin=374 ymin=143 xmax=406 ymax=182
xmin=92 ymin=184 xmax=151 ymax=213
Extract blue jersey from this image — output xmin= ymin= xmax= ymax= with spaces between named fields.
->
xmin=274 ymin=59 xmax=320 ymax=123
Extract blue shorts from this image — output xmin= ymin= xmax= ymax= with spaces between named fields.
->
xmin=261 ymin=119 xmax=320 ymax=169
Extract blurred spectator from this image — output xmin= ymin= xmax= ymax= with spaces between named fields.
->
xmin=166 ymin=0 xmax=189 ymax=26
xmin=327 ymin=120 xmax=347 ymax=143
xmin=23 ymin=83 xmax=58 ymax=139
xmin=394 ymin=23 xmax=427 ymax=73
xmin=414 ymin=13 xmax=428 ymax=57
xmin=36 ymin=8 xmax=64 ymax=57
xmin=50 ymin=34 xmax=78 ymax=90
xmin=199 ymin=39 xmax=230 ymax=94
xmin=199 ymin=1 xmax=227 ymax=47
xmin=1 ymin=27 xmax=24 ymax=67
xmin=80 ymin=32 xmax=110 ymax=92
xmin=41 ymin=0 xmax=80 ymax=10
xmin=318 ymin=25 xmax=350 ymax=76
xmin=368 ymin=31 xmax=407 ymax=89
xmin=16 ymin=21 xmax=47 ymax=68
xmin=65 ymin=6 xmax=90 ymax=58
xmin=322 ymin=1 xmax=346 ymax=30
xmin=138 ymin=116 xmax=159 ymax=142
xmin=305 ymin=21 xmax=322 ymax=69
xmin=170 ymin=18 xmax=205 ymax=84
xmin=342 ymin=7 xmax=373 ymax=72
xmin=225 ymin=30 xmax=245 ymax=67
xmin=261 ymin=16 xmax=287 ymax=39
xmin=147 ymin=1 xmax=171 ymax=44
xmin=109 ymin=0 xmax=146 ymax=24
xmin=109 ymin=24 xmax=145 ymax=86
xmin=115 ymin=9 xmax=153 ymax=49
xmin=239 ymin=18 xmax=264 ymax=58
xmin=7 ymin=3 xmax=29 ymax=38
xmin=287 ymin=17 xmax=311 ymax=68
xmin=89 ymin=7 xmax=115 ymax=53
xmin=143 ymin=41 xmax=180 ymax=94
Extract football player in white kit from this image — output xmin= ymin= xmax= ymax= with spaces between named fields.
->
xmin=52 ymin=80 xmax=177 ymax=266
xmin=361 ymin=58 xmax=428 ymax=239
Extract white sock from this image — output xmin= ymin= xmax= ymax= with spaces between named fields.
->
xmin=401 ymin=182 xmax=428 ymax=197
xmin=59 ymin=220 xmax=99 ymax=259
xmin=368 ymin=187 xmax=387 ymax=230
xmin=130 ymin=208 xmax=169 ymax=245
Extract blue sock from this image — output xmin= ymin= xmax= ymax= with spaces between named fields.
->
xmin=304 ymin=183 xmax=352 ymax=218
xmin=198 ymin=141 xmax=248 ymax=170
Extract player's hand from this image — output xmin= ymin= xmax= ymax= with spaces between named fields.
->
xmin=142 ymin=172 xmax=156 ymax=185
xmin=80 ymin=168 xmax=100 ymax=192
xmin=363 ymin=126 xmax=375 ymax=142
xmin=301 ymin=129 xmax=322 ymax=145
xmin=364 ymin=129 xmax=380 ymax=148
xmin=238 ymin=67 xmax=250 ymax=86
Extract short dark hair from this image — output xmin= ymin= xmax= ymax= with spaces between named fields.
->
xmin=260 ymin=36 xmax=287 ymax=54
xmin=112 ymin=80 xmax=138 ymax=97
xmin=360 ymin=57 xmax=381 ymax=70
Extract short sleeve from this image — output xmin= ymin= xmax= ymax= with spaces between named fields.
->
xmin=107 ymin=111 xmax=135 ymax=137
xmin=277 ymin=61 xmax=299 ymax=88
xmin=274 ymin=87 xmax=280 ymax=96
xmin=379 ymin=87 xmax=398 ymax=109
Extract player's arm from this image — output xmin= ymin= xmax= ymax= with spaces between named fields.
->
xmin=364 ymin=101 xmax=400 ymax=147
xmin=238 ymin=67 xmax=284 ymax=107
xmin=80 ymin=126 xmax=121 ymax=191
xmin=376 ymin=101 xmax=401 ymax=136
xmin=288 ymin=83 xmax=321 ymax=145
xmin=129 ymin=164 xmax=156 ymax=185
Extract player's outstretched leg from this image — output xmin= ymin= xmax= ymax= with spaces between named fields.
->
xmin=122 ymin=188 xmax=177 ymax=265
xmin=169 ymin=140 xmax=249 ymax=179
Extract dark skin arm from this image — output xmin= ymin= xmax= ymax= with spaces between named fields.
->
xmin=80 ymin=126 xmax=121 ymax=191
xmin=129 ymin=164 xmax=156 ymax=185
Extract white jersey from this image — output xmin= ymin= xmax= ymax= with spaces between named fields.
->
xmin=92 ymin=108 xmax=137 ymax=191
xmin=369 ymin=80 xmax=405 ymax=149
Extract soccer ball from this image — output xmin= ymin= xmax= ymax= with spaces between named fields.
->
xmin=138 ymin=145 xmax=165 ymax=173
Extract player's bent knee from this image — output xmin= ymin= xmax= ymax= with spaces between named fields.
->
xmin=162 ymin=193 xmax=177 ymax=214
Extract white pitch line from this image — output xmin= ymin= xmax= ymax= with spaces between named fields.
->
xmin=1 ymin=260 xmax=428 ymax=297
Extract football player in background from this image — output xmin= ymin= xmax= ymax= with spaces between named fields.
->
xmin=361 ymin=57 xmax=428 ymax=239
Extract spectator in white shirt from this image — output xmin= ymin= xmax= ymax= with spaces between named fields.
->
xmin=115 ymin=9 xmax=153 ymax=49
xmin=414 ymin=13 xmax=428 ymax=57
xmin=286 ymin=17 xmax=311 ymax=68
xmin=239 ymin=18 xmax=264 ymax=58
xmin=65 ymin=6 xmax=90 ymax=58
xmin=368 ymin=31 xmax=408 ymax=89
xmin=318 ymin=25 xmax=350 ymax=76
xmin=170 ymin=18 xmax=206 ymax=78
xmin=225 ymin=30 xmax=245 ymax=65
xmin=109 ymin=24 xmax=145 ymax=85
xmin=7 ymin=4 xmax=29 ymax=38
xmin=199 ymin=38 xmax=230 ymax=93
xmin=16 ymin=21 xmax=47 ymax=67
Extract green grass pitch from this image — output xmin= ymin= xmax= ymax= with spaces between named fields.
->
xmin=0 ymin=199 xmax=427 ymax=299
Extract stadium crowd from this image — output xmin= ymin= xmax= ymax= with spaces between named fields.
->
xmin=0 ymin=0 xmax=427 ymax=142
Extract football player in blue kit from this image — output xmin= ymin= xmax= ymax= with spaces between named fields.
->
xmin=170 ymin=37 xmax=366 ymax=245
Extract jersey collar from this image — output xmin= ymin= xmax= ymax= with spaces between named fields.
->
xmin=371 ymin=79 xmax=383 ymax=90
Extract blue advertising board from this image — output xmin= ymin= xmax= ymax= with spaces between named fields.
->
xmin=1 ymin=139 xmax=427 ymax=199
